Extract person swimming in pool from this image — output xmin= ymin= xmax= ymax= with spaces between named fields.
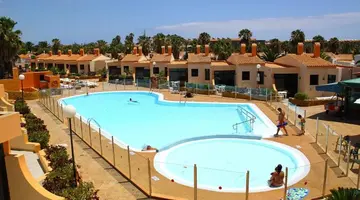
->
xmin=129 ymin=98 xmax=138 ymax=103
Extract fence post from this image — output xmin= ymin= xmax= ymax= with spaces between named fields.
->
xmin=194 ymin=164 xmax=197 ymax=200
xmin=148 ymin=158 xmax=152 ymax=197
xmin=265 ymin=89 xmax=268 ymax=102
xmin=61 ymin=104 xmax=64 ymax=122
xmin=325 ymin=125 xmax=329 ymax=154
xmin=111 ymin=136 xmax=115 ymax=166
xmin=322 ymin=159 xmax=328 ymax=197
xmin=127 ymin=146 xmax=132 ymax=179
xmin=195 ymin=83 xmax=198 ymax=94
xmin=303 ymin=110 xmax=307 ymax=131
xmin=99 ymin=128 xmax=103 ymax=156
xmin=245 ymin=170 xmax=249 ymax=200
xmin=249 ymin=89 xmax=252 ymax=101
xmin=315 ymin=117 xmax=319 ymax=143
xmin=284 ymin=167 xmax=288 ymax=200
xmin=149 ymin=79 xmax=151 ymax=91
xmin=337 ymin=135 xmax=342 ymax=167
xmin=137 ymin=79 xmax=138 ymax=90
xmin=88 ymin=122 xmax=92 ymax=147
xmin=234 ymin=86 xmax=237 ymax=99
xmin=294 ymin=105 xmax=297 ymax=124
xmin=346 ymin=141 xmax=351 ymax=176
xmin=80 ymin=116 xmax=83 ymax=139
xmin=207 ymin=84 xmax=209 ymax=96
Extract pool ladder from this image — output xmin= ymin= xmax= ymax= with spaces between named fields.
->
xmin=233 ymin=106 xmax=256 ymax=134
xmin=87 ymin=118 xmax=101 ymax=129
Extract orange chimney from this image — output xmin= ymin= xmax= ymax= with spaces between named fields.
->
xmin=68 ymin=50 xmax=72 ymax=56
xmin=49 ymin=51 xmax=52 ymax=56
xmin=58 ymin=50 xmax=62 ymax=56
xmin=13 ymin=67 xmax=19 ymax=79
xmin=133 ymin=47 xmax=137 ymax=55
xmin=161 ymin=46 xmax=165 ymax=54
xmin=205 ymin=45 xmax=210 ymax=56
xmin=138 ymin=46 xmax=143 ymax=56
xmin=196 ymin=45 xmax=201 ymax=54
xmin=297 ymin=43 xmax=304 ymax=55
xmin=313 ymin=42 xmax=320 ymax=58
xmin=251 ymin=43 xmax=257 ymax=57
xmin=168 ymin=46 xmax=172 ymax=56
xmin=240 ymin=43 xmax=246 ymax=54
xmin=94 ymin=48 xmax=100 ymax=56
xmin=79 ymin=48 xmax=84 ymax=56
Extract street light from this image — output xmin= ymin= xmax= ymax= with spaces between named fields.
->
xmin=63 ymin=105 xmax=77 ymax=188
xmin=19 ymin=74 xmax=25 ymax=100
xmin=256 ymin=64 xmax=261 ymax=88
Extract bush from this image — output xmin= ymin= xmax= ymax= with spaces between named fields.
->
xmin=59 ymin=182 xmax=99 ymax=200
xmin=44 ymin=145 xmax=71 ymax=170
xmin=43 ymin=164 xmax=74 ymax=194
xmin=294 ymin=92 xmax=309 ymax=100
xmin=28 ymin=130 xmax=50 ymax=149
xmin=328 ymin=187 xmax=360 ymax=200
xmin=14 ymin=98 xmax=30 ymax=115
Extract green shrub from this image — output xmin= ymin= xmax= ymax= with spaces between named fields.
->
xmin=44 ymin=145 xmax=71 ymax=170
xmin=14 ymin=98 xmax=30 ymax=115
xmin=43 ymin=164 xmax=74 ymax=194
xmin=28 ymin=130 xmax=50 ymax=149
xmin=294 ymin=92 xmax=308 ymax=100
xmin=24 ymin=113 xmax=37 ymax=120
xmin=59 ymin=182 xmax=99 ymax=200
xmin=328 ymin=187 xmax=360 ymax=200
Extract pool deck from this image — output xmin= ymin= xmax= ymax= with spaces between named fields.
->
xmin=31 ymin=86 xmax=359 ymax=200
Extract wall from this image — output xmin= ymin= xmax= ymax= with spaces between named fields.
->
xmin=5 ymin=154 xmax=64 ymax=200
xmin=10 ymin=128 xmax=41 ymax=152
xmin=302 ymin=67 xmax=338 ymax=97
xmin=188 ymin=63 xmax=211 ymax=84
xmin=0 ymin=112 xmax=22 ymax=143
xmin=235 ymin=65 xmax=260 ymax=88
xmin=0 ymin=79 xmax=20 ymax=91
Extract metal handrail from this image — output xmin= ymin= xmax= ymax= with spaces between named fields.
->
xmin=233 ymin=106 xmax=256 ymax=133
xmin=87 ymin=118 xmax=101 ymax=128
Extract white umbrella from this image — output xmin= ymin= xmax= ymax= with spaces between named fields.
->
xmin=354 ymin=98 xmax=360 ymax=104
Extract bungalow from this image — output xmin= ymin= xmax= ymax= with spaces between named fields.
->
xmin=187 ymin=45 xmax=212 ymax=85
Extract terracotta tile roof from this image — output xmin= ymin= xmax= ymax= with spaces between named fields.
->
xmin=41 ymin=55 xmax=68 ymax=61
xmin=76 ymin=54 xmax=99 ymax=61
xmin=325 ymin=52 xmax=354 ymax=61
xmin=60 ymin=54 xmax=83 ymax=61
xmin=187 ymin=53 xmax=211 ymax=63
xmin=226 ymin=53 xmax=264 ymax=65
xmin=150 ymin=53 xmax=173 ymax=62
xmin=36 ymin=53 xmax=50 ymax=59
xmin=169 ymin=61 xmax=188 ymax=65
xmin=19 ymin=54 xmax=32 ymax=59
xmin=121 ymin=54 xmax=143 ymax=62
xmin=211 ymin=61 xmax=232 ymax=67
xmin=275 ymin=54 xmax=335 ymax=68
xmin=264 ymin=63 xmax=290 ymax=69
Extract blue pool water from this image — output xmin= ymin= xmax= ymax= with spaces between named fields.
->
xmin=154 ymin=138 xmax=310 ymax=192
xmin=61 ymin=91 xmax=278 ymax=150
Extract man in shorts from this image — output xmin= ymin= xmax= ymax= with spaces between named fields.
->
xmin=274 ymin=108 xmax=288 ymax=137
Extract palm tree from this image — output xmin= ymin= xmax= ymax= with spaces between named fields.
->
xmin=281 ymin=41 xmax=291 ymax=54
xmin=327 ymin=37 xmax=340 ymax=53
xmin=36 ymin=41 xmax=50 ymax=54
xmin=84 ymin=42 xmax=96 ymax=54
xmin=213 ymin=38 xmax=233 ymax=60
xmin=328 ymin=187 xmax=360 ymax=200
xmin=109 ymin=35 xmax=123 ymax=59
xmin=24 ymin=41 xmax=34 ymax=52
xmin=339 ymin=41 xmax=354 ymax=54
xmin=166 ymin=34 xmax=185 ymax=59
xmin=51 ymin=38 xmax=61 ymax=54
xmin=198 ymin=32 xmax=211 ymax=46
xmin=137 ymin=32 xmax=151 ymax=56
xmin=152 ymin=33 xmax=166 ymax=54
xmin=96 ymin=40 xmax=108 ymax=54
xmin=268 ymin=38 xmax=281 ymax=53
xmin=124 ymin=33 xmax=135 ymax=54
xmin=111 ymin=35 xmax=121 ymax=46
xmin=290 ymin=29 xmax=305 ymax=53
xmin=259 ymin=47 xmax=282 ymax=62
xmin=238 ymin=29 xmax=253 ymax=45
xmin=0 ymin=17 xmax=23 ymax=78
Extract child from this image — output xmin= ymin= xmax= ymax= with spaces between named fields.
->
xmin=298 ymin=114 xmax=305 ymax=135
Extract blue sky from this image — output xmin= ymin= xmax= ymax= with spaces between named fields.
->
xmin=1 ymin=0 xmax=360 ymax=44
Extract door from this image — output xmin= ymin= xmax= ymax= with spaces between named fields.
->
xmin=274 ymin=74 xmax=298 ymax=97
xmin=169 ymin=69 xmax=188 ymax=85
xmin=214 ymin=71 xmax=236 ymax=86
xmin=135 ymin=67 xmax=150 ymax=79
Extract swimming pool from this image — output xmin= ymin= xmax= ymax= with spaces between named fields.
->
xmin=60 ymin=91 xmax=279 ymax=151
xmin=154 ymin=137 xmax=310 ymax=192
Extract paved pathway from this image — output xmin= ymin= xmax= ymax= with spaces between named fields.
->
xmin=27 ymin=100 xmax=151 ymax=200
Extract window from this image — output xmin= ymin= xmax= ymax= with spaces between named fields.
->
xmin=191 ymin=69 xmax=198 ymax=77
xmin=40 ymin=74 xmax=45 ymax=81
xmin=165 ymin=67 xmax=168 ymax=77
xmin=153 ymin=67 xmax=159 ymax=74
xmin=242 ymin=71 xmax=250 ymax=80
xmin=80 ymin=65 xmax=85 ymax=70
xmin=328 ymin=75 xmax=336 ymax=83
xmin=124 ymin=66 xmax=129 ymax=72
xmin=205 ymin=69 xmax=210 ymax=80
xmin=310 ymin=75 xmax=319 ymax=85
xmin=257 ymin=71 xmax=264 ymax=84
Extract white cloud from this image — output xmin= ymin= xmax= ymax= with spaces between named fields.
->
xmin=155 ymin=12 xmax=360 ymax=39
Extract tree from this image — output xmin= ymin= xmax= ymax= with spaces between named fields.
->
xmin=51 ymin=38 xmax=61 ymax=54
xmin=166 ymin=34 xmax=185 ymax=59
xmin=84 ymin=42 xmax=96 ymax=54
xmin=71 ymin=43 xmax=81 ymax=54
xmin=327 ymin=37 xmax=340 ymax=53
xmin=109 ymin=35 xmax=123 ymax=59
xmin=339 ymin=41 xmax=354 ymax=54
xmin=328 ymin=187 xmax=360 ymax=200
xmin=212 ymin=38 xmax=233 ymax=60
xmin=0 ymin=17 xmax=23 ymax=78
xmin=280 ymin=41 xmax=291 ymax=54
xmin=96 ymin=40 xmax=108 ymax=54
xmin=238 ymin=29 xmax=252 ymax=45
xmin=268 ymin=38 xmax=281 ymax=53
xmin=259 ymin=47 xmax=282 ymax=62
xmin=35 ymin=41 xmax=50 ymax=55
xmin=198 ymin=32 xmax=211 ymax=46
xmin=312 ymin=35 xmax=325 ymax=49
xmin=290 ymin=29 xmax=305 ymax=53
xmin=111 ymin=35 xmax=121 ymax=46
xmin=137 ymin=32 xmax=151 ymax=56
xmin=152 ymin=33 xmax=166 ymax=54
xmin=124 ymin=33 xmax=135 ymax=54
xmin=22 ymin=41 xmax=34 ymax=53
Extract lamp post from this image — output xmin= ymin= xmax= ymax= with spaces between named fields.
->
xmin=19 ymin=74 xmax=25 ymax=100
xmin=256 ymin=64 xmax=261 ymax=88
xmin=152 ymin=61 xmax=156 ymax=76
xmin=63 ymin=105 xmax=77 ymax=188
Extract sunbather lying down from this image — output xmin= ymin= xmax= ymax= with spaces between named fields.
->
xmin=142 ymin=145 xmax=159 ymax=152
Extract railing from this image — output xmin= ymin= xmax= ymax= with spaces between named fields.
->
xmin=233 ymin=106 xmax=256 ymax=133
